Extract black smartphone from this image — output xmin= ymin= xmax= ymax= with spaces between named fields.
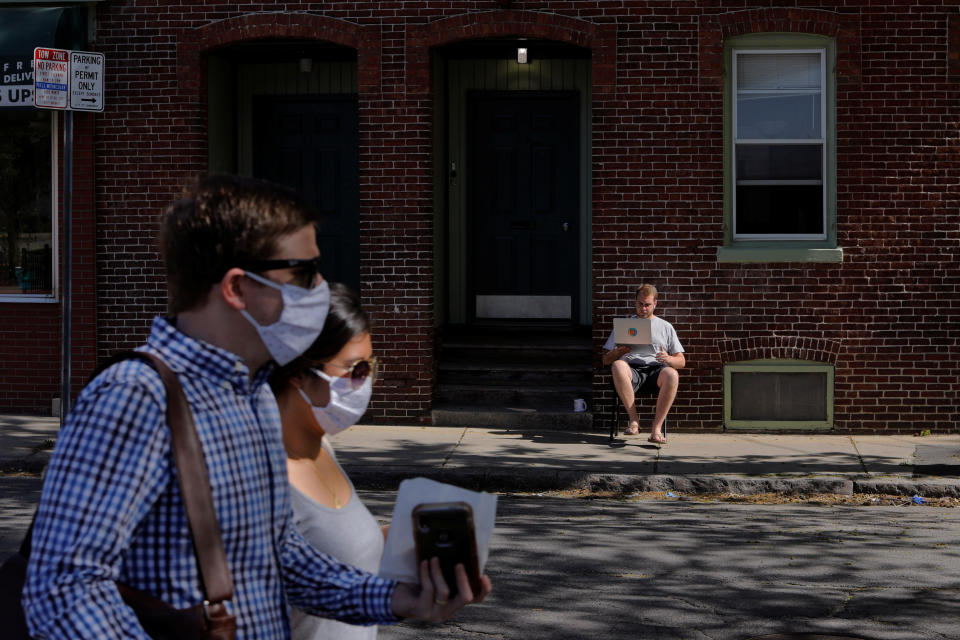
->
xmin=411 ymin=501 xmax=482 ymax=598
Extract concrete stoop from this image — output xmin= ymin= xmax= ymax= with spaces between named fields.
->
xmin=431 ymin=407 xmax=593 ymax=430
xmin=431 ymin=323 xmax=593 ymax=430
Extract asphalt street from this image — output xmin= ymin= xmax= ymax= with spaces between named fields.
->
xmin=367 ymin=491 xmax=960 ymax=640
xmin=0 ymin=475 xmax=42 ymax=557
xmin=4 ymin=479 xmax=958 ymax=639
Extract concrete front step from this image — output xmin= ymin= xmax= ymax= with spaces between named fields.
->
xmin=434 ymin=383 xmax=591 ymax=406
xmin=440 ymin=328 xmax=590 ymax=347
xmin=434 ymin=325 xmax=594 ymax=430
xmin=440 ymin=345 xmax=591 ymax=364
xmin=437 ymin=363 xmax=592 ymax=386
xmin=431 ymin=406 xmax=594 ymax=430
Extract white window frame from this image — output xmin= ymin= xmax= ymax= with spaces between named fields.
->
xmin=732 ymin=48 xmax=827 ymax=241
xmin=0 ymin=110 xmax=58 ymax=303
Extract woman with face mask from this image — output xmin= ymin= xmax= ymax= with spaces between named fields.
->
xmin=269 ymin=282 xmax=384 ymax=640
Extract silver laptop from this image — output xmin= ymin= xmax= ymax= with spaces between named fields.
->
xmin=613 ymin=318 xmax=652 ymax=345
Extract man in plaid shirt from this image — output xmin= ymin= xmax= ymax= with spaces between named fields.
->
xmin=23 ymin=176 xmax=490 ymax=638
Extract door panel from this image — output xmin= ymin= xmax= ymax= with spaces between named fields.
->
xmin=493 ymin=235 xmax=517 ymax=291
xmin=532 ymin=147 xmax=556 ymax=214
xmin=468 ymin=92 xmax=579 ymax=320
xmin=253 ymin=96 xmax=360 ymax=293
xmin=530 ymin=234 xmax=558 ymax=291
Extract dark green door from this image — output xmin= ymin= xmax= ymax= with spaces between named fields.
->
xmin=468 ymin=92 xmax=579 ymax=320
xmin=253 ymin=95 xmax=360 ymax=293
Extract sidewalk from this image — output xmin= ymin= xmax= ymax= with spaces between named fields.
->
xmin=2 ymin=414 xmax=958 ymax=497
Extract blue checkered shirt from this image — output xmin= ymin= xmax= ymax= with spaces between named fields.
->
xmin=23 ymin=316 xmax=398 ymax=638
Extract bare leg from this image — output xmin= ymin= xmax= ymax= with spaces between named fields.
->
xmin=610 ymin=360 xmax=640 ymax=434
xmin=650 ymin=367 xmax=679 ymax=441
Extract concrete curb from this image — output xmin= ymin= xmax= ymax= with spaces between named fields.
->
xmin=5 ymin=459 xmax=959 ymax=499
xmin=854 ymin=479 xmax=960 ymax=498
xmin=343 ymin=465 xmax=960 ymax=497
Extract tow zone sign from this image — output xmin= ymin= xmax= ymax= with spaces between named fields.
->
xmin=34 ymin=47 xmax=104 ymax=112
xmin=34 ymin=48 xmax=68 ymax=109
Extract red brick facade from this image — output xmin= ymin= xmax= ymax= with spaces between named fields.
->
xmin=2 ymin=2 xmax=957 ymax=432
xmin=0 ymin=112 xmax=97 ymax=414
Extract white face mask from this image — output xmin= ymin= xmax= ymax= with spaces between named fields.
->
xmin=297 ymin=369 xmax=373 ymax=435
xmin=240 ymin=273 xmax=330 ymax=366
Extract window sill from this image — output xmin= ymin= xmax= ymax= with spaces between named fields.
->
xmin=716 ymin=247 xmax=843 ymax=263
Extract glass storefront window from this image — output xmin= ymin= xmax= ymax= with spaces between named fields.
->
xmin=0 ymin=109 xmax=54 ymax=296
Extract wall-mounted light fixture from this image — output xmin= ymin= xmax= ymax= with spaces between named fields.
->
xmin=299 ymin=57 xmax=313 ymax=73
xmin=517 ymin=47 xmax=528 ymax=64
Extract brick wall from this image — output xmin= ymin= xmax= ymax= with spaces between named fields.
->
xmin=0 ymin=112 xmax=97 ymax=414
xmin=12 ymin=1 xmax=952 ymax=430
xmin=590 ymin=2 xmax=959 ymax=433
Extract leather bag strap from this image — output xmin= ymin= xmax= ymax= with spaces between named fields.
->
xmin=98 ymin=351 xmax=235 ymax=606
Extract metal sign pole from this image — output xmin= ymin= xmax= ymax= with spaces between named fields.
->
xmin=60 ymin=109 xmax=72 ymax=425
xmin=33 ymin=47 xmax=102 ymax=424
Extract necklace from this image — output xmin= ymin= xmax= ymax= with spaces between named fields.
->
xmin=313 ymin=458 xmax=343 ymax=509
xmin=322 ymin=477 xmax=342 ymax=509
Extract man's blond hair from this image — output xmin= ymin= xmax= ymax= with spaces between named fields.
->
xmin=635 ymin=283 xmax=658 ymax=300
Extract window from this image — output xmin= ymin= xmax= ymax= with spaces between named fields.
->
xmin=724 ymin=360 xmax=834 ymax=430
xmin=0 ymin=109 xmax=56 ymax=299
xmin=734 ymin=50 xmax=824 ymax=238
xmin=719 ymin=34 xmax=841 ymax=263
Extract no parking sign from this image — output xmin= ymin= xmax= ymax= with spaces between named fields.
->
xmin=33 ymin=47 xmax=68 ymax=109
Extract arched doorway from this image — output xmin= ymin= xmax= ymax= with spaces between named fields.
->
xmin=434 ymin=39 xmax=592 ymax=327
xmin=431 ymin=38 xmax=595 ymax=429
xmin=207 ymin=40 xmax=361 ymax=293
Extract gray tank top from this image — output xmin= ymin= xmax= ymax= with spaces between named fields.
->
xmin=288 ymin=440 xmax=385 ymax=640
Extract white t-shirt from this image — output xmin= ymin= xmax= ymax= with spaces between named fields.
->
xmin=288 ymin=439 xmax=384 ymax=640
xmin=603 ymin=315 xmax=684 ymax=366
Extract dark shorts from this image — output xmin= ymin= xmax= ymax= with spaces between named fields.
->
xmin=629 ymin=363 xmax=664 ymax=395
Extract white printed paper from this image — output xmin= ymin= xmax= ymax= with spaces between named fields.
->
xmin=378 ymin=477 xmax=497 ymax=584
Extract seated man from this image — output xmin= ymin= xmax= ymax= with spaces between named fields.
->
xmin=602 ymin=284 xmax=685 ymax=444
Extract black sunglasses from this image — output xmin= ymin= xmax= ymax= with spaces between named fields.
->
xmin=313 ymin=357 xmax=379 ymax=389
xmin=241 ymin=255 xmax=323 ymax=289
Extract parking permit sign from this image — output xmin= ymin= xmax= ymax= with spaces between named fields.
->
xmin=69 ymin=51 xmax=104 ymax=111
xmin=34 ymin=47 xmax=69 ymax=109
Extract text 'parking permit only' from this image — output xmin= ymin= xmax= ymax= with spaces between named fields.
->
xmin=69 ymin=51 xmax=104 ymax=112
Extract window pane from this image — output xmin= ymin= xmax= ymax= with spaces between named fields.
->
xmin=736 ymin=91 xmax=821 ymax=139
xmin=737 ymin=53 xmax=821 ymax=90
xmin=736 ymin=184 xmax=823 ymax=235
xmin=736 ymin=144 xmax=822 ymax=181
xmin=0 ymin=110 xmax=53 ymax=294
xmin=736 ymin=52 xmax=822 ymax=140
